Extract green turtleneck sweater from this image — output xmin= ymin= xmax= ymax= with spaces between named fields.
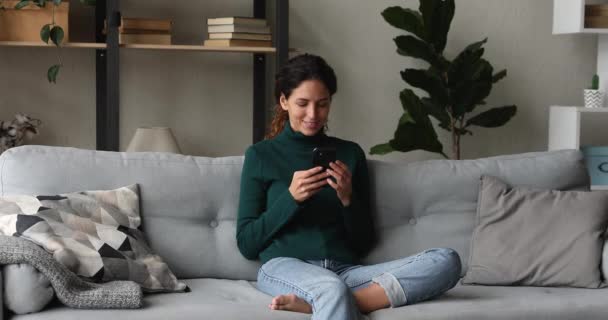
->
xmin=236 ymin=121 xmax=376 ymax=264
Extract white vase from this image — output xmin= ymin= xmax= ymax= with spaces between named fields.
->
xmin=584 ymin=89 xmax=605 ymax=108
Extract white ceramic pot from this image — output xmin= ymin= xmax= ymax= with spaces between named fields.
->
xmin=584 ymin=89 xmax=605 ymax=108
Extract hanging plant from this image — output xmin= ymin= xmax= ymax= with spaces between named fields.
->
xmin=10 ymin=0 xmax=96 ymax=83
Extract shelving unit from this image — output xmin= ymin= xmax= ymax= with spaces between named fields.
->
xmin=548 ymin=106 xmax=608 ymax=150
xmin=548 ymin=106 xmax=608 ymax=190
xmin=553 ymin=1 xmax=608 ymax=190
xmin=554 ymin=0 xmax=608 ymax=95
xmin=0 ymin=0 xmax=289 ymax=151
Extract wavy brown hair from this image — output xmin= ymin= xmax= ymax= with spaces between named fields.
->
xmin=265 ymin=54 xmax=338 ymax=140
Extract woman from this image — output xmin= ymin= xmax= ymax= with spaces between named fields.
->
xmin=237 ymin=54 xmax=461 ymax=319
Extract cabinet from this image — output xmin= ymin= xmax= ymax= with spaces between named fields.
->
xmin=0 ymin=0 xmax=289 ymax=151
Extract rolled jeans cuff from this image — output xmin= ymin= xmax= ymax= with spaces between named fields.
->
xmin=372 ymin=272 xmax=407 ymax=307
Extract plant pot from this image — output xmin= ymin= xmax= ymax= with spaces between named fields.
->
xmin=584 ymin=89 xmax=605 ymax=108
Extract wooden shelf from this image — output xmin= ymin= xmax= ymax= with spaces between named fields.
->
xmin=0 ymin=41 xmax=281 ymax=53
xmin=119 ymin=44 xmax=276 ymax=53
xmin=552 ymin=106 xmax=608 ymax=112
xmin=582 ymin=28 xmax=608 ymax=34
xmin=0 ymin=41 xmax=106 ymax=48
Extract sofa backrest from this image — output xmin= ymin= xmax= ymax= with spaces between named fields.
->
xmin=0 ymin=146 xmax=588 ymax=280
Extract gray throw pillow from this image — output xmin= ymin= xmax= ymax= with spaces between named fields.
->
xmin=462 ymin=175 xmax=608 ymax=288
xmin=2 ymin=264 xmax=54 ymax=314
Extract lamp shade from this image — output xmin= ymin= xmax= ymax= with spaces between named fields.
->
xmin=126 ymin=127 xmax=181 ymax=153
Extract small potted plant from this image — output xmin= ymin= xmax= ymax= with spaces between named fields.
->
xmin=584 ymin=74 xmax=605 ymax=108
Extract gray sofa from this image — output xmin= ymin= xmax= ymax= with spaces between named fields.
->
xmin=0 ymin=145 xmax=606 ymax=320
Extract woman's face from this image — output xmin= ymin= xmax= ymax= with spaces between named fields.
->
xmin=280 ymin=79 xmax=331 ymax=136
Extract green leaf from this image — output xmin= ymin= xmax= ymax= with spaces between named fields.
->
xmin=79 ymin=0 xmax=96 ymax=5
xmin=35 ymin=0 xmax=45 ymax=7
xmin=419 ymin=0 xmax=454 ymax=53
xmin=389 ymin=89 xmax=444 ymax=155
xmin=464 ymin=38 xmax=487 ymax=53
xmin=14 ymin=0 xmax=31 ymax=9
xmin=448 ymin=48 xmax=495 ymax=117
xmin=421 ymin=97 xmax=450 ymax=127
xmin=40 ymin=24 xmax=51 ymax=43
xmin=399 ymin=110 xmax=414 ymax=124
xmin=370 ymin=143 xmax=394 ymax=155
xmin=492 ymin=69 xmax=507 ymax=83
xmin=394 ymin=35 xmax=446 ymax=69
xmin=465 ymin=105 xmax=517 ymax=128
xmin=381 ymin=6 xmax=426 ymax=40
xmin=47 ymin=64 xmax=61 ymax=83
xmin=53 ymin=0 xmax=60 ymax=5
xmin=50 ymin=26 xmax=64 ymax=46
xmin=401 ymin=68 xmax=449 ymax=105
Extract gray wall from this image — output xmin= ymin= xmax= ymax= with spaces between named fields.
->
xmin=0 ymin=0 xmax=599 ymax=160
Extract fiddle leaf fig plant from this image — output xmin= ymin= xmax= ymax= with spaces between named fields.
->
xmin=10 ymin=0 xmax=96 ymax=83
xmin=371 ymin=0 xmax=517 ymax=159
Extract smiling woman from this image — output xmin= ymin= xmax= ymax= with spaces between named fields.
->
xmin=266 ymin=54 xmax=338 ymax=139
xmin=237 ymin=53 xmax=462 ymax=319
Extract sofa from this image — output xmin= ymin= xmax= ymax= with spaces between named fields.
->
xmin=0 ymin=145 xmax=607 ymax=320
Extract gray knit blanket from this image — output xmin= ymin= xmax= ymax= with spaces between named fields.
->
xmin=0 ymin=235 xmax=142 ymax=309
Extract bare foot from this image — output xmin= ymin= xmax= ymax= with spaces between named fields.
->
xmin=269 ymin=294 xmax=313 ymax=314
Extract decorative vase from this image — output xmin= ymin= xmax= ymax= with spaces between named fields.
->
xmin=584 ymin=89 xmax=605 ymax=108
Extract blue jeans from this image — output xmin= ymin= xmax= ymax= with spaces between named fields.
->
xmin=256 ymin=248 xmax=461 ymax=320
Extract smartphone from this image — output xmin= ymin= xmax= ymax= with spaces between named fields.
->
xmin=312 ymin=147 xmax=336 ymax=171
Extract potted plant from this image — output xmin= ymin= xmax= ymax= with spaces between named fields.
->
xmin=371 ymin=0 xmax=517 ymax=160
xmin=584 ymin=74 xmax=604 ymax=108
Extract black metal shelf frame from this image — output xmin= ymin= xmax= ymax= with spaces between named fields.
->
xmin=94 ymin=0 xmax=289 ymax=151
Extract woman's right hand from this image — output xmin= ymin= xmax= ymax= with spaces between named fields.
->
xmin=289 ymin=166 xmax=330 ymax=203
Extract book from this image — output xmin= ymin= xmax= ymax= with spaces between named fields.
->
xmin=103 ymin=28 xmax=171 ymax=35
xmin=207 ymin=17 xmax=267 ymax=27
xmin=585 ymin=16 xmax=608 ymax=28
xmin=104 ymin=18 xmax=172 ymax=33
xmin=208 ymin=24 xmax=270 ymax=34
xmin=208 ymin=32 xmax=271 ymax=41
xmin=121 ymin=18 xmax=172 ymax=31
xmin=204 ymin=39 xmax=272 ymax=47
xmin=586 ymin=4 xmax=608 ymax=16
xmin=119 ymin=33 xmax=172 ymax=45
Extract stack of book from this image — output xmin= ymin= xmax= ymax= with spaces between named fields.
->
xmin=585 ymin=4 xmax=608 ymax=28
xmin=204 ymin=17 xmax=271 ymax=47
xmin=108 ymin=18 xmax=172 ymax=45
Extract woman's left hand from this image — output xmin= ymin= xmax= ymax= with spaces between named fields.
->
xmin=326 ymin=160 xmax=352 ymax=207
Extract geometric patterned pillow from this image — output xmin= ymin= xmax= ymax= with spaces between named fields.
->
xmin=0 ymin=184 xmax=187 ymax=293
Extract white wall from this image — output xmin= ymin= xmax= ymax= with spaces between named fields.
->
xmin=0 ymin=0 xmax=599 ymax=160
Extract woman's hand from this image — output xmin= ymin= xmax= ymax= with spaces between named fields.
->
xmin=326 ymin=161 xmax=352 ymax=207
xmin=289 ymin=166 xmax=330 ymax=203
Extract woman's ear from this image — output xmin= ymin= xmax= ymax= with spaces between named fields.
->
xmin=279 ymin=94 xmax=288 ymax=111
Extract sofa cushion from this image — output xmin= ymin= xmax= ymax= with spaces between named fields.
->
xmin=364 ymin=149 xmax=589 ymax=276
xmin=2 ymin=264 xmax=54 ymax=314
xmin=0 ymin=146 xmax=261 ymax=280
xmin=369 ymin=284 xmax=608 ymax=320
xmin=0 ymin=185 xmax=186 ymax=292
xmin=462 ymin=175 xmax=608 ymax=288
xmin=10 ymin=278 xmax=310 ymax=320
xmin=9 ymin=280 xmax=608 ymax=320
xmin=0 ymin=146 xmax=589 ymax=281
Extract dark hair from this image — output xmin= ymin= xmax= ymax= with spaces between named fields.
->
xmin=265 ymin=54 xmax=338 ymax=139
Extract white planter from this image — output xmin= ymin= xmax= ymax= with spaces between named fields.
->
xmin=584 ymin=89 xmax=605 ymax=108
